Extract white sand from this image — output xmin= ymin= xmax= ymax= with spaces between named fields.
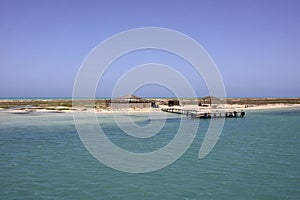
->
xmin=227 ymin=103 xmax=300 ymax=111
xmin=1 ymin=104 xmax=299 ymax=115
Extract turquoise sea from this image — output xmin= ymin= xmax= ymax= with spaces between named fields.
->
xmin=0 ymin=108 xmax=299 ymax=199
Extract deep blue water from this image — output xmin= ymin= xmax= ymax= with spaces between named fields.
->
xmin=0 ymin=108 xmax=299 ymax=199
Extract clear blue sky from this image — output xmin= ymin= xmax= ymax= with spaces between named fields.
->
xmin=1 ymin=0 xmax=299 ymax=98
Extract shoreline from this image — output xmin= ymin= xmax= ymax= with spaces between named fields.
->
xmin=0 ymin=102 xmax=299 ymax=115
xmin=1 ymin=98 xmax=300 ymax=115
xmin=222 ymin=103 xmax=300 ymax=111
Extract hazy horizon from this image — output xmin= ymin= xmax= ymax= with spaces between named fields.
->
xmin=0 ymin=96 xmax=299 ymax=99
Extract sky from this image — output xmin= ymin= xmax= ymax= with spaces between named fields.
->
xmin=0 ymin=0 xmax=299 ymax=98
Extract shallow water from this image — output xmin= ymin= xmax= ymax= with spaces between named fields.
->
xmin=0 ymin=108 xmax=299 ymax=199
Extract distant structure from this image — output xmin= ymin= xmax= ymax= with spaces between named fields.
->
xmin=109 ymin=94 xmax=152 ymax=110
xmin=168 ymin=99 xmax=180 ymax=107
xmin=198 ymin=96 xmax=225 ymax=107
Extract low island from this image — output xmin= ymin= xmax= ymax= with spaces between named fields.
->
xmin=1 ymin=96 xmax=299 ymax=114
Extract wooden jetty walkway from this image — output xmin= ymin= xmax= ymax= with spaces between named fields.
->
xmin=161 ymin=108 xmax=245 ymax=119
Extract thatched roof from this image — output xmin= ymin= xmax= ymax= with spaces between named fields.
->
xmin=199 ymin=96 xmax=225 ymax=104
xmin=118 ymin=94 xmax=141 ymax=99
xmin=111 ymin=94 xmax=149 ymax=103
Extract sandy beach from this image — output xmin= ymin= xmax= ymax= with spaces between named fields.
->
xmin=0 ymin=98 xmax=299 ymax=114
xmin=222 ymin=103 xmax=300 ymax=111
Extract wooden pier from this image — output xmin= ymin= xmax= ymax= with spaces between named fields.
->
xmin=161 ymin=108 xmax=245 ymax=119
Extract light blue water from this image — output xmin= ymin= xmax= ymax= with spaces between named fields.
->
xmin=0 ymin=108 xmax=299 ymax=199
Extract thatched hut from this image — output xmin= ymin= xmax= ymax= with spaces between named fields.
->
xmin=198 ymin=96 xmax=225 ymax=107
xmin=109 ymin=94 xmax=151 ymax=109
